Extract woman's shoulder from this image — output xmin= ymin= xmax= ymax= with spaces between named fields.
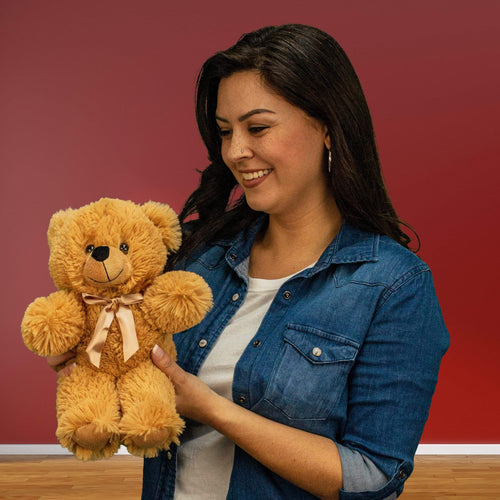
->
xmin=377 ymin=233 xmax=428 ymax=270
xmin=374 ymin=234 xmax=430 ymax=289
xmin=332 ymin=223 xmax=431 ymax=289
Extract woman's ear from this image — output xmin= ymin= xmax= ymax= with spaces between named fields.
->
xmin=324 ymin=132 xmax=331 ymax=151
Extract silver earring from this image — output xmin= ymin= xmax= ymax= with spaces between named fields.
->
xmin=328 ymin=149 xmax=332 ymax=173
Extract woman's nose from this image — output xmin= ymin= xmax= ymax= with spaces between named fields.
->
xmin=225 ymin=133 xmax=252 ymax=163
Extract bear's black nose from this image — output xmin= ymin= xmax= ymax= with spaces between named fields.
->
xmin=91 ymin=246 xmax=109 ymax=262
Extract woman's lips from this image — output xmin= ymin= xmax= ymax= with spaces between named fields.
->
xmin=240 ymin=169 xmax=272 ymax=187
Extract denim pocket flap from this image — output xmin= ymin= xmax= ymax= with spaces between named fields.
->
xmin=254 ymin=324 xmax=360 ymax=421
xmin=284 ymin=324 xmax=359 ymax=365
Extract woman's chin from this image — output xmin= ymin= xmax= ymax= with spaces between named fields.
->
xmin=245 ymin=197 xmax=274 ymax=214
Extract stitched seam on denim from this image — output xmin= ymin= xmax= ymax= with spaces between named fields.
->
xmin=333 ymin=255 xmax=378 ymax=263
xmin=151 ymin=451 xmax=168 ymax=500
xmin=376 ymin=265 xmax=430 ymax=312
xmin=195 ymin=252 xmax=226 ymax=270
xmin=285 ymin=323 xmax=360 ymax=349
xmin=335 ymin=278 xmax=390 ymax=288
xmin=284 ymin=338 xmax=358 ymax=364
xmin=262 ymin=397 xmax=329 ymax=422
xmin=192 ymin=305 xmax=242 ymax=375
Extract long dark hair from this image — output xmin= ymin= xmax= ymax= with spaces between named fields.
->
xmin=173 ymin=24 xmax=417 ymax=266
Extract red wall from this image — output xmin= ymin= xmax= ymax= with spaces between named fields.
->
xmin=1 ymin=1 xmax=499 ymax=444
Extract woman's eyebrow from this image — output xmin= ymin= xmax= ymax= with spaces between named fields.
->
xmin=215 ymin=108 xmax=276 ymax=123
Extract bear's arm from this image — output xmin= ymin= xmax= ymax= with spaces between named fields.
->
xmin=21 ymin=290 xmax=85 ymax=356
xmin=143 ymin=271 xmax=213 ymax=334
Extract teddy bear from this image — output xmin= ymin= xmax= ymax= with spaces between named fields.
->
xmin=21 ymin=198 xmax=213 ymax=461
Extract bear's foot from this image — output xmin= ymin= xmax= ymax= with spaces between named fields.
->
xmin=118 ymin=362 xmax=185 ymax=458
xmin=56 ymin=365 xmax=121 ymax=460
xmin=121 ymin=413 xmax=185 ymax=458
xmin=57 ymin=419 xmax=121 ymax=461
xmin=74 ymin=422 xmax=114 ymax=450
xmin=130 ymin=427 xmax=173 ymax=449
xmin=57 ymin=422 xmax=121 ymax=461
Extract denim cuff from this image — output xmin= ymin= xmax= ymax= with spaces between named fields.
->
xmin=337 ymin=443 xmax=397 ymax=499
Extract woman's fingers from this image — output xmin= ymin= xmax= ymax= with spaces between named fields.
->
xmin=151 ymin=344 xmax=220 ymax=424
xmin=56 ymin=363 xmax=76 ymax=377
xmin=46 ymin=350 xmax=76 ymax=377
xmin=151 ymin=344 xmax=190 ymax=388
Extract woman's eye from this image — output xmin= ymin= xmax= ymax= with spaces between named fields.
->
xmin=249 ymin=126 xmax=268 ymax=134
xmin=120 ymin=243 xmax=129 ymax=254
xmin=218 ymin=129 xmax=231 ymax=138
xmin=85 ymin=245 xmax=95 ymax=254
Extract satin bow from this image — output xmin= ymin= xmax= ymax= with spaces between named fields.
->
xmin=82 ymin=293 xmax=144 ymax=368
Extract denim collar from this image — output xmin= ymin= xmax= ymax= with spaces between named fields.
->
xmin=219 ymin=216 xmax=380 ymax=277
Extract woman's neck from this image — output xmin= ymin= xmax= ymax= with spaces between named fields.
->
xmin=249 ymin=198 xmax=342 ymax=279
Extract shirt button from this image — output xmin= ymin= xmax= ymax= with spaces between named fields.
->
xmin=312 ymin=347 xmax=322 ymax=357
xmin=167 ymin=451 xmax=172 ymax=460
xmin=253 ymin=340 xmax=261 ymax=347
xmin=398 ymin=469 xmax=408 ymax=480
xmin=229 ymin=253 xmax=237 ymax=261
xmin=232 ymin=293 xmax=240 ymax=302
xmin=198 ymin=339 xmax=208 ymax=348
xmin=238 ymin=396 xmax=247 ymax=405
xmin=282 ymin=290 xmax=292 ymax=300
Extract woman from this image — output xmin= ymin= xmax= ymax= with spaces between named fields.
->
xmin=54 ymin=24 xmax=449 ymax=499
xmin=143 ymin=24 xmax=449 ymax=499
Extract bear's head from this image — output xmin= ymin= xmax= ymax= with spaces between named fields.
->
xmin=47 ymin=198 xmax=181 ymax=296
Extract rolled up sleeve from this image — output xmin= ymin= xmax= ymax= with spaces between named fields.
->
xmin=337 ymin=443 xmax=396 ymax=499
xmin=338 ymin=267 xmax=449 ymax=499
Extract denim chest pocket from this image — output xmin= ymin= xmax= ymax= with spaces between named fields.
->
xmin=260 ymin=324 xmax=359 ymax=421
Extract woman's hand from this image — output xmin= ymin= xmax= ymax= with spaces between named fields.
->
xmin=151 ymin=344 xmax=223 ymax=425
xmin=150 ymin=344 xmax=342 ymax=499
xmin=47 ymin=350 xmax=76 ymax=377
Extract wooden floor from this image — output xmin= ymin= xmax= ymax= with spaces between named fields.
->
xmin=0 ymin=455 xmax=498 ymax=499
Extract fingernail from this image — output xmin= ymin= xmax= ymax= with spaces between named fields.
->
xmin=57 ymin=363 xmax=75 ymax=378
xmin=152 ymin=344 xmax=164 ymax=358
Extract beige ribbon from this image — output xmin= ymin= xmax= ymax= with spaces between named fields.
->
xmin=82 ymin=293 xmax=144 ymax=368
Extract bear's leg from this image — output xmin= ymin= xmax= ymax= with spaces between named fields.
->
xmin=118 ymin=362 xmax=184 ymax=458
xmin=56 ymin=364 xmax=121 ymax=460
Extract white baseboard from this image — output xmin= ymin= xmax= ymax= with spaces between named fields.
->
xmin=415 ymin=444 xmax=500 ymax=455
xmin=0 ymin=444 xmax=499 ymax=455
xmin=0 ymin=444 xmax=131 ymax=455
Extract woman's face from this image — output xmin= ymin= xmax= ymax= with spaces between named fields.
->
xmin=216 ymin=71 xmax=332 ymax=219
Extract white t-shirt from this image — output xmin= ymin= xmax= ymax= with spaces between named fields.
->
xmin=174 ymin=272 xmax=292 ymax=499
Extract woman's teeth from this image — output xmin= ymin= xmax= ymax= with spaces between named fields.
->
xmin=241 ymin=169 xmax=272 ymax=180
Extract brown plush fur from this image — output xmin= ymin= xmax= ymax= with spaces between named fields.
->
xmin=21 ymin=198 xmax=213 ymax=460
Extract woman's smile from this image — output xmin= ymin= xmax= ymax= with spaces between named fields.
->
xmin=240 ymin=169 xmax=273 ymax=188
xmin=240 ymin=168 xmax=273 ymax=181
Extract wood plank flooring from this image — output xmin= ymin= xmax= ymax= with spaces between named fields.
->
xmin=0 ymin=455 xmax=498 ymax=499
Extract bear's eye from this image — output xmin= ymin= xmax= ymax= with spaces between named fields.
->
xmin=85 ymin=245 xmax=95 ymax=254
xmin=120 ymin=243 xmax=129 ymax=254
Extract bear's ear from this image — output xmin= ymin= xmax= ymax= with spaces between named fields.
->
xmin=141 ymin=202 xmax=182 ymax=253
xmin=47 ymin=208 xmax=72 ymax=248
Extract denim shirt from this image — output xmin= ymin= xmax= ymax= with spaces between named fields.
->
xmin=142 ymin=219 xmax=449 ymax=500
